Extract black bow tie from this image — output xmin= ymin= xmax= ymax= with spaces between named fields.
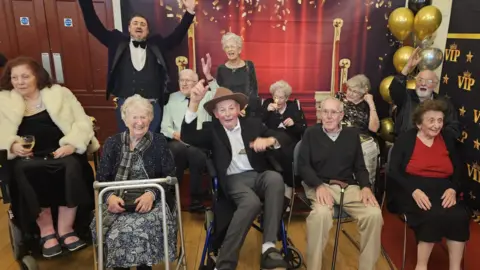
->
xmin=132 ymin=40 xmax=147 ymax=49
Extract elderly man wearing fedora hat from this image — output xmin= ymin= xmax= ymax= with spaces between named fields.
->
xmin=181 ymin=82 xmax=290 ymax=270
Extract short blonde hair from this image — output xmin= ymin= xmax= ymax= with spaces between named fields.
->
xmin=179 ymin=68 xmax=199 ymax=82
xmin=269 ymin=80 xmax=292 ymax=97
xmin=346 ymin=74 xmax=371 ymax=94
xmin=221 ymin=32 xmax=243 ymax=49
xmin=121 ymin=94 xmax=154 ymax=123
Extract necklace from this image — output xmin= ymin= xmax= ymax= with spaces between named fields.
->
xmin=24 ymin=98 xmax=44 ymax=116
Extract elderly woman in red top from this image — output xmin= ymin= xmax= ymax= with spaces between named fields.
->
xmin=388 ymin=99 xmax=470 ymax=270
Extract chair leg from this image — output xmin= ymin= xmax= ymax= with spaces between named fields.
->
xmin=402 ymin=214 xmax=407 ymax=270
xmin=331 ymin=190 xmax=346 ymax=270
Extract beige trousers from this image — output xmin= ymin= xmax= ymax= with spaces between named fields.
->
xmin=303 ymin=183 xmax=383 ymax=270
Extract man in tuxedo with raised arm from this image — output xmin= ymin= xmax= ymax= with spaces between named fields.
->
xmin=78 ymin=0 xmax=196 ymax=132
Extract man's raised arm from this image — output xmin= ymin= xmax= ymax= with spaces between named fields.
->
xmin=78 ymin=0 xmax=113 ymax=46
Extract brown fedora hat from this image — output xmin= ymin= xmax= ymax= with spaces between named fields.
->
xmin=204 ymin=87 xmax=248 ymax=115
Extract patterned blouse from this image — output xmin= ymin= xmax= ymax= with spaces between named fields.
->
xmin=336 ymin=92 xmax=371 ymax=136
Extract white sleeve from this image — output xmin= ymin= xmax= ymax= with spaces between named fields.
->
xmin=184 ymin=109 xmax=198 ymax=124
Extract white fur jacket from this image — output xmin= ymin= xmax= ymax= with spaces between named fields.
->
xmin=0 ymin=84 xmax=100 ymax=160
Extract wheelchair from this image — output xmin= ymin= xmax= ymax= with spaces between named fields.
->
xmin=198 ymin=156 xmax=305 ymax=270
xmin=0 ymin=148 xmax=98 ymax=270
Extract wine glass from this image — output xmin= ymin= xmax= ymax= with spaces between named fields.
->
xmin=21 ymin=135 xmax=35 ymax=160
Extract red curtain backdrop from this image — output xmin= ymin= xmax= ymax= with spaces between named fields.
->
xmin=121 ymin=0 xmax=405 ymax=118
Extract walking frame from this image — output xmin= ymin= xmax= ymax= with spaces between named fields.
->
xmin=93 ymin=177 xmax=186 ymax=270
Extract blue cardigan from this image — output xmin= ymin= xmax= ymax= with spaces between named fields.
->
xmin=96 ymin=132 xmax=175 ymax=202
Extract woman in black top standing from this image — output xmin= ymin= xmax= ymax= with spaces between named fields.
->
xmin=262 ymin=80 xmax=307 ymax=202
xmin=208 ymin=32 xmax=260 ymax=118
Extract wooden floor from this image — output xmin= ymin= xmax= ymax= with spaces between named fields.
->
xmin=0 ymin=199 xmax=397 ymax=270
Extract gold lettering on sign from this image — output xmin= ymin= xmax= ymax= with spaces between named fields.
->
xmin=458 ymin=131 xmax=468 ymax=143
xmin=467 ymin=162 xmax=480 ymax=183
xmin=458 ymin=71 xmax=475 ymax=91
xmin=474 ymin=109 xmax=480 ymax=123
xmin=445 ymin=43 xmax=461 ymax=62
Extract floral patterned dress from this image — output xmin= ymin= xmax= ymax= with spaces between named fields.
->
xmin=90 ymin=154 xmax=178 ymax=268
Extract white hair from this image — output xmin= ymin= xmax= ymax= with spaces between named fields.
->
xmin=221 ymin=32 xmax=243 ymax=49
xmin=179 ymin=68 xmax=199 ymax=81
xmin=121 ymin=94 xmax=154 ymax=123
xmin=346 ymin=74 xmax=371 ymax=94
xmin=269 ymin=80 xmax=292 ymax=97
xmin=320 ymin=96 xmax=344 ymax=112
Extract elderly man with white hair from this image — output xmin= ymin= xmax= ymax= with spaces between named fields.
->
xmin=298 ymin=97 xmax=383 ymax=270
xmin=161 ymin=68 xmax=214 ymax=212
xmin=389 ymin=47 xmax=461 ymax=138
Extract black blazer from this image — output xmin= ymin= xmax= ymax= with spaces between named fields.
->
xmin=180 ymin=117 xmax=290 ymax=195
xmin=387 ymin=128 xmax=463 ymax=212
xmin=78 ymin=0 xmax=194 ymax=100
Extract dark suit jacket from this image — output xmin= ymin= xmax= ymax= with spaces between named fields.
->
xmin=386 ymin=128 xmax=463 ymax=213
xmin=180 ymin=117 xmax=290 ymax=196
xmin=389 ymin=75 xmax=461 ymax=138
xmin=78 ymin=0 xmax=194 ymax=100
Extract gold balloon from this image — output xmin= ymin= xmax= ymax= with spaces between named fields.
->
xmin=379 ymin=118 xmax=395 ymax=143
xmin=379 ymin=76 xmax=394 ymax=104
xmin=388 ymin=8 xmax=415 ymax=41
xmin=413 ymin=6 xmax=442 ymax=41
xmin=407 ymin=79 xmax=416 ymax=90
xmin=393 ymin=46 xmax=415 ymax=73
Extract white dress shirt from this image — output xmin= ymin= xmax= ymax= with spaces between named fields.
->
xmin=129 ymin=39 xmax=147 ymax=71
xmin=184 ymin=111 xmax=254 ymax=175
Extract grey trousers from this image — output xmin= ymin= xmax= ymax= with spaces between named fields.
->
xmin=215 ymin=170 xmax=285 ymax=270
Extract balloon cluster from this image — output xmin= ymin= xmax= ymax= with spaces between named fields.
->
xmin=379 ymin=0 xmax=443 ymax=142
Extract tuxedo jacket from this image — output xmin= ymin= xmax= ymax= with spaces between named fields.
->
xmin=78 ymin=0 xmax=194 ymax=100
xmin=181 ymin=117 xmax=290 ymax=195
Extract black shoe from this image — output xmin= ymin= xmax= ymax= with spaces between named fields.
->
xmin=260 ymin=247 xmax=289 ymax=269
xmin=40 ymin=234 xmax=62 ymax=258
xmin=58 ymin=232 xmax=87 ymax=252
xmin=189 ymin=199 xmax=205 ymax=213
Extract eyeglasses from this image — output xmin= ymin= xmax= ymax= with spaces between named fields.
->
xmin=179 ymin=79 xmax=197 ymax=84
xmin=320 ymin=109 xmax=342 ymax=116
xmin=273 ymin=96 xmax=287 ymax=101
xmin=347 ymin=88 xmax=365 ymax=96
xmin=416 ymin=78 xmax=438 ymax=85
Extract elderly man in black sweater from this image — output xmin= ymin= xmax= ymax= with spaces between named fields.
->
xmin=298 ymin=97 xmax=383 ymax=270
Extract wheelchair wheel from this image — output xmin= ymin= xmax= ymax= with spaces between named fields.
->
xmin=282 ymin=245 xmax=303 ymax=269
xmin=204 ymin=209 xmax=214 ymax=230
xmin=8 ymin=217 xmax=26 ymax=260
xmin=20 ymin=255 xmax=38 ymax=270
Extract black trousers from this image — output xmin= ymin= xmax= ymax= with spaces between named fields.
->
xmin=215 ymin=171 xmax=284 ymax=270
xmin=168 ymin=140 xmax=207 ymax=199
xmin=271 ymin=142 xmax=296 ymax=187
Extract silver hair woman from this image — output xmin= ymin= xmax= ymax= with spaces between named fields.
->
xmin=206 ymin=32 xmax=260 ymax=117
xmin=262 ymin=80 xmax=307 ymax=202
xmin=91 ymin=94 xmax=178 ymax=270
xmin=335 ymin=74 xmax=380 ymax=185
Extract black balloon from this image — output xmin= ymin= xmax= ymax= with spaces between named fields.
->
xmin=408 ymin=0 xmax=432 ymax=14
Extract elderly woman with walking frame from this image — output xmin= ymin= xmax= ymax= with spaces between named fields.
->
xmin=91 ymin=94 xmax=178 ymax=270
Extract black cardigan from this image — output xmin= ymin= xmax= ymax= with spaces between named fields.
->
xmin=387 ymin=128 xmax=463 ymax=212
xmin=261 ymin=98 xmax=307 ymax=142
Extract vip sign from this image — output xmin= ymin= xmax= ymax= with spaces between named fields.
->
xmin=458 ymin=71 xmax=475 ymax=91
xmin=445 ymin=43 xmax=461 ymax=62
xmin=467 ymin=162 xmax=480 ymax=183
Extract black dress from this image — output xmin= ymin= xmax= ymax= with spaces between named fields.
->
xmin=261 ymin=98 xmax=307 ymax=187
xmin=216 ymin=60 xmax=261 ymax=117
xmin=11 ymin=110 xmax=93 ymax=229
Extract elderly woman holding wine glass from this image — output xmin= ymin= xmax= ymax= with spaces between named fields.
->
xmin=0 ymin=57 xmax=99 ymax=258
xmin=261 ymin=80 xmax=307 ymax=203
